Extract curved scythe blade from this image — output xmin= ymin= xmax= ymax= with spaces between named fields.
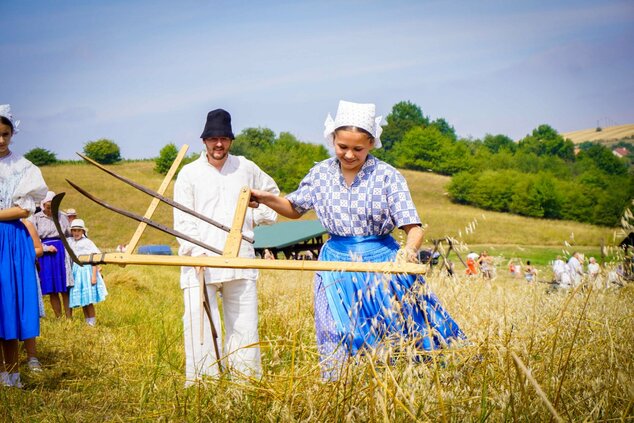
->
xmin=76 ymin=152 xmax=254 ymax=244
xmin=66 ymin=179 xmax=223 ymax=256
xmin=51 ymin=192 xmax=83 ymax=265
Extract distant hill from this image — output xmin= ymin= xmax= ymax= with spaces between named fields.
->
xmin=40 ymin=161 xmax=614 ymax=251
xmin=562 ymin=124 xmax=634 ymax=144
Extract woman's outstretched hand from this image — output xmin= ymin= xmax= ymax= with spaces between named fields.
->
xmin=249 ymin=189 xmax=266 ymax=208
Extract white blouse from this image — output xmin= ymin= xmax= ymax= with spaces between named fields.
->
xmin=67 ymin=236 xmax=100 ymax=256
xmin=0 ymin=152 xmax=48 ymax=214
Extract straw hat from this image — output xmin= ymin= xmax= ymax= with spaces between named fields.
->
xmin=65 ymin=208 xmax=77 ymax=216
xmin=323 ymin=100 xmax=383 ymax=148
xmin=70 ymin=218 xmax=88 ymax=234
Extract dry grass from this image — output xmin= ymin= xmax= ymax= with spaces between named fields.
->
xmin=2 ymin=266 xmax=632 ymax=421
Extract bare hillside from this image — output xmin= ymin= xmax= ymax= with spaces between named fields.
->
xmin=562 ymin=124 xmax=634 ymax=144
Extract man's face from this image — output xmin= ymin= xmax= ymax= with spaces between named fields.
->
xmin=203 ymin=137 xmax=232 ymax=163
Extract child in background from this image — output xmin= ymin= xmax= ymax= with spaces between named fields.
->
xmin=21 ymin=219 xmax=46 ymax=371
xmin=524 ymin=260 xmax=537 ymax=283
xmin=66 ymin=219 xmax=107 ymax=326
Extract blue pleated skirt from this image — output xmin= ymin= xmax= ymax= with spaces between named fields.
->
xmin=0 ymin=220 xmax=40 ymax=340
xmin=69 ymin=264 xmax=107 ymax=308
xmin=38 ymin=238 xmax=69 ymax=295
xmin=315 ymin=234 xmax=465 ymax=376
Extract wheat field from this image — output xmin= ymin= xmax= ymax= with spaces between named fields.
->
xmin=562 ymin=124 xmax=634 ymax=144
xmin=0 ymin=160 xmax=631 ymax=421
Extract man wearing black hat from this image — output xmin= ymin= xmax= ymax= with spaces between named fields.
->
xmin=174 ymin=109 xmax=279 ymax=386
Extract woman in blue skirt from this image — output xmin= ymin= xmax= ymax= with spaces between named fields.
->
xmin=0 ymin=105 xmax=48 ymax=388
xmin=31 ymin=190 xmax=73 ymax=318
xmin=251 ymin=100 xmax=466 ymax=380
xmin=67 ymin=219 xmax=107 ymax=326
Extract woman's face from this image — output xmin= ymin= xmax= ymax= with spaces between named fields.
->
xmin=42 ymin=201 xmax=53 ymax=217
xmin=333 ymin=129 xmax=373 ymax=174
xmin=71 ymin=228 xmax=84 ymax=241
xmin=0 ymin=122 xmax=13 ymax=158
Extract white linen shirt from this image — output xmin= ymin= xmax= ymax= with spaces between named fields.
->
xmin=174 ymin=152 xmax=279 ymax=287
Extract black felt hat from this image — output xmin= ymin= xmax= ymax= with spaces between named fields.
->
xmin=200 ymin=109 xmax=234 ymax=139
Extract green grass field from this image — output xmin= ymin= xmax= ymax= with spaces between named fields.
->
xmin=1 ymin=159 xmax=631 ymax=420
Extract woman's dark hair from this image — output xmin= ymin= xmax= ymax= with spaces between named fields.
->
xmin=334 ymin=126 xmax=374 ymax=142
xmin=0 ymin=116 xmax=14 ymax=133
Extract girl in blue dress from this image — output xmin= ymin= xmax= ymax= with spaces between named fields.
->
xmin=0 ymin=105 xmax=48 ymax=388
xmin=67 ymin=219 xmax=108 ymax=326
xmin=250 ymin=100 xmax=466 ymax=380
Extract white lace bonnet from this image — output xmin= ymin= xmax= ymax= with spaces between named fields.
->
xmin=0 ymin=104 xmax=20 ymax=134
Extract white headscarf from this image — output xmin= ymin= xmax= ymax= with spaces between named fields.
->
xmin=41 ymin=191 xmax=55 ymax=208
xmin=0 ymin=104 xmax=20 ymax=134
xmin=324 ymin=100 xmax=383 ymax=148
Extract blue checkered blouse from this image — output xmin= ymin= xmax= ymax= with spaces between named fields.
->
xmin=286 ymin=155 xmax=421 ymax=236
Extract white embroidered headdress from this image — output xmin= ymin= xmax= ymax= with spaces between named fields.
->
xmin=323 ymin=100 xmax=383 ymax=148
xmin=0 ymin=104 xmax=20 ymax=134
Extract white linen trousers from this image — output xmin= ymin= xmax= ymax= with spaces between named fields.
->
xmin=182 ymin=277 xmax=260 ymax=385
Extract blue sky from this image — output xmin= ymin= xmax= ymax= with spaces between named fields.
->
xmin=2 ymin=0 xmax=633 ymax=159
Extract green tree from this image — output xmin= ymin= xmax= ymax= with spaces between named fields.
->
xmin=482 ymin=134 xmax=516 ymax=154
xmin=447 ymin=171 xmax=477 ymax=204
xmin=471 ymin=170 xmax=521 ymax=212
xmin=518 ymin=124 xmax=574 ymax=161
xmin=83 ymin=139 xmax=122 ymax=164
xmin=577 ymin=143 xmax=628 ymax=176
xmin=379 ymin=101 xmax=429 ymax=153
xmin=509 ymin=176 xmax=545 ymax=218
xmin=24 ymin=147 xmax=57 ymax=166
xmin=391 ymin=126 xmax=445 ymax=172
xmin=154 ymin=143 xmax=179 ymax=174
xmin=430 ymin=118 xmax=457 ymax=141
xmin=231 ymin=127 xmax=329 ymax=192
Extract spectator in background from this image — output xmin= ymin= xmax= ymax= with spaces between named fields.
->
xmin=65 ymin=208 xmax=77 ymax=224
xmin=552 ymin=256 xmax=567 ymax=284
xmin=478 ymin=250 xmax=494 ymax=279
xmin=524 ymin=260 xmax=537 ymax=283
xmin=30 ymin=191 xmax=73 ymax=318
xmin=263 ymin=249 xmax=275 ymax=260
xmin=67 ymin=219 xmax=108 ymax=326
xmin=587 ymin=257 xmax=601 ymax=288
xmin=466 ymin=252 xmax=479 ymax=276
xmin=567 ymin=252 xmax=584 ymax=287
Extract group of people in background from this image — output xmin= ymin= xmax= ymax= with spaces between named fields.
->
xmin=1 ymin=105 xmax=107 ymax=388
xmin=552 ymin=252 xmax=614 ymax=289
xmin=465 ymin=251 xmax=615 ymax=288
